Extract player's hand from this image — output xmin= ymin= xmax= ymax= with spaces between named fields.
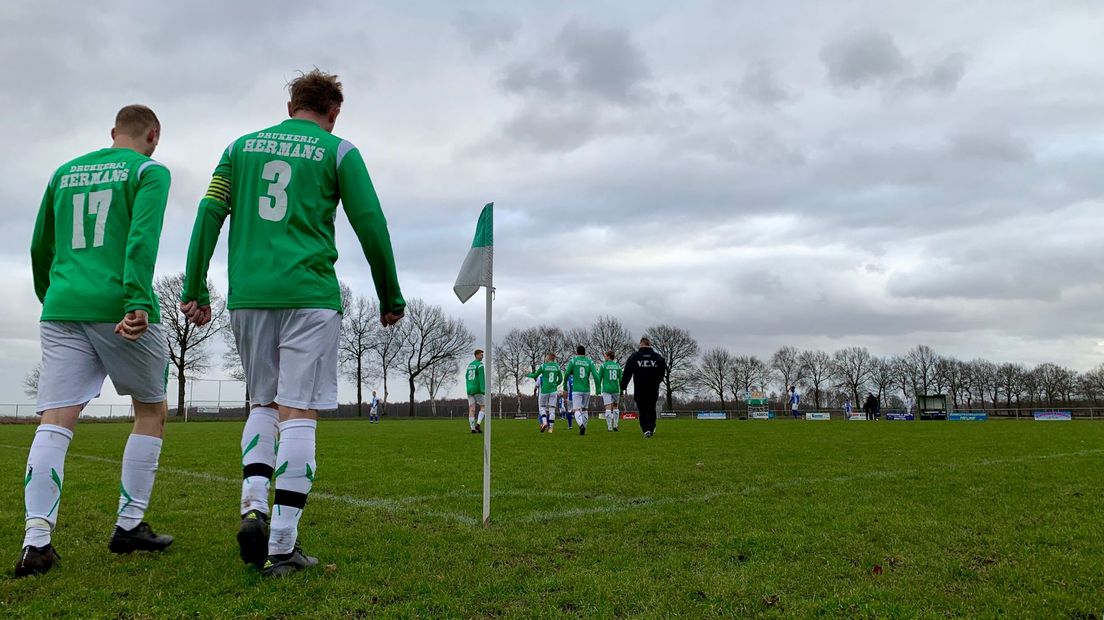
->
xmin=380 ymin=308 xmax=404 ymax=327
xmin=179 ymin=301 xmax=212 ymax=326
xmin=115 ymin=310 xmax=149 ymax=341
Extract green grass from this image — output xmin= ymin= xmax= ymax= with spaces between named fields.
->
xmin=0 ymin=418 xmax=1101 ymax=618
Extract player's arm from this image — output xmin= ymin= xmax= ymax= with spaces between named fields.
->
xmin=181 ymin=149 xmax=233 ymax=320
xmin=121 ymin=163 xmax=171 ymax=319
xmin=477 ymin=364 xmax=486 ymax=394
xmin=337 ymin=144 xmax=405 ymax=322
xmin=30 ymin=180 xmax=57 ymax=303
xmin=562 ymin=361 xmax=574 ymax=389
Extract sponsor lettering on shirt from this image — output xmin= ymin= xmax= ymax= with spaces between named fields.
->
xmin=242 ymin=132 xmax=326 ymax=161
xmin=58 ymin=162 xmax=129 ymax=189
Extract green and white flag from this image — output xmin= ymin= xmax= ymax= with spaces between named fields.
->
xmin=453 ymin=203 xmax=493 ymax=303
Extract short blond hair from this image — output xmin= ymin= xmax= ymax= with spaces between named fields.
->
xmin=114 ymin=105 xmax=159 ymax=138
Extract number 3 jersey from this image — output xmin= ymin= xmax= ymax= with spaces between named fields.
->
xmin=182 ymin=118 xmax=404 ymax=314
xmin=30 ymin=148 xmax=171 ymax=323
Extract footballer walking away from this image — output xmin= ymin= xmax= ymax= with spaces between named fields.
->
xmin=17 ymin=105 xmax=174 ymax=578
xmin=180 ymin=70 xmax=405 ymax=577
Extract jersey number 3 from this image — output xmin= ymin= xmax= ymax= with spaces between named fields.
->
xmin=72 ymin=189 xmax=112 ymax=249
xmin=259 ymin=160 xmax=292 ymax=222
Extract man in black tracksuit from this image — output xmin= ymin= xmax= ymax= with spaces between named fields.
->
xmin=621 ymin=338 xmax=667 ymax=438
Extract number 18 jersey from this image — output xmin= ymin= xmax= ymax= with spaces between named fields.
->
xmin=182 ymin=118 xmax=404 ymax=314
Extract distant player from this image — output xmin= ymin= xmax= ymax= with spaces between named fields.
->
xmin=844 ymin=399 xmax=853 ymax=421
xmin=563 ymin=346 xmax=600 ymax=435
xmin=527 ymin=353 xmax=564 ymax=433
xmin=598 ymin=351 xmax=624 ymax=432
xmin=180 ymin=70 xmax=405 ymax=577
xmin=466 ymin=350 xmax=486 ymax=434
xmin=789 ymin=386 xmax=801 ymax=420
xmin=369 ymin=390 xmax=381 ymax=423
xmin=559 ymin=390 xmax=572 ymax=429
xmin=18 ymin=105 xmax=173 ymax=577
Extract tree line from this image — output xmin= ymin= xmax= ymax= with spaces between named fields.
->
xmin=20 ymin=277 xmax=1104 ymax=415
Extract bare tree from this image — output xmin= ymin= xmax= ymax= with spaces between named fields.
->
xmin=798 ymin=349 xmax=834 ymax=409
xmin=339 ymin=292 xmax=378 ymax=416
xmin=935 ymin=357 xmax=965 ymax=407
xmin=23 ymin=363 xmax=41 ymax=399
xmin=589 ymin=315 xmax=635 ymax=362
xmin=770 ymin=346 xmax=805 ymax=398
xmin=364 ymin=307 xmax=406 ymax=416
xmin=418 ymin=357 xmax=459 ymax=417
xmin=890 ymin=355 xmax=912 ymax=405
xmin=156 ymin=273 xmax=226 ymax=415
xmin=905 ymin=345 xmax=939 ymax=396
xmin=730 ymin=355 xmax=770 ymax=403
xmin=998 ymin=362 xmax=1026 ymax=410
xmin=697 ymin=348 xmax=735 ymax=411
xmin=495 ymin=329 xmax=528 ymax=414
xmin=971 ymin=359 xmax=1000 ymax=410
xmin=564 ymin=326 xmax=592 ymax=355
xmin=520 ymin=325 xmax=567 ymax=376
xmin=645 ymin=324 xmax=700 ymax=410
xmin=398 ymin=299 xmax=474 ymax=416
xmin=870 ymin=357 xmax=895 ymax=405
xmin=1081 ymin=364 xmax=1104 ymax=407
xmin=1034 ymin=363 xmax=1068 ymax=407
xmin=832 ymin=347 xmax=874 ymax=408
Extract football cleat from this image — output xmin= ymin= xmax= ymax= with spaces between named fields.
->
xmin=644 ymin=430 xmax=653 ymax=438
xmin=579 ymin=425 xmax=586 ymax=436
xmin=14 ymin=544 xmax=60 ymax=578
xmin=237 ymin=510 xmax=270 ymax=568
xmin=475 ymin=424 xmax=483 ymax=434
xmin=261 ymin=543 xmax=319 ymax=577
xmin=614 ymin=428 xmax=620 ymax=432
xmin=109 ymin=522 xmax=173 ymax=554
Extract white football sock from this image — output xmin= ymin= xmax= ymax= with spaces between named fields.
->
xmin=477 ymin=410 xmax=485 ymax=425
xmin=575 ymin=410 xmax=586 ymax=427
xmin=240 ymin=407 xmax=278 ymax=516
xmin=269 ymin=419 xmax=317 ymax=555
xmin=613 ymin=409 xmax=620 ymax=428
xmin=468 ymin=416 xmax=476 ymax=430
xmin=116 ymin=433 xmax=163 ymax=531
xmin=23 ymin=424 xmax=73 ymax=548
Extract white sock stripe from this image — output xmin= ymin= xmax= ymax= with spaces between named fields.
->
xmin=36 ymin=424 xmax=74 ymax=441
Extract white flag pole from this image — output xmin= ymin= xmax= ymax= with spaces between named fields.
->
xmin=482 ymin=250 xmax=493 ymax=528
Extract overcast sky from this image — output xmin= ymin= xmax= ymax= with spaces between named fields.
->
xmin=2 ymin=1 xmax=1103 ymax=406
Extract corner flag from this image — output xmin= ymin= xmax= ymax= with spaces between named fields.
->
xmin=453 ymin=203 xmax=493 ymax=303
xmin=454 ymin=203 xmax=494 ymax=528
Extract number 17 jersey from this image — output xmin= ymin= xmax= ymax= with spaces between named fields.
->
xmin=182 ymin=118 xmax=404 ymax=314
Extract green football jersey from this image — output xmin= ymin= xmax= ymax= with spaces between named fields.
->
xmin=465 ymin=359 xmax=485 ymax=395
xmin=598 ymin=360 xmax=623 ymax=394
xmin=563 ymin=355 xmax=600 ymax=394
xmin=31 ymin=148 xmax=170 ymax=323
xmin=527 ymin=362 xmax=563 ymax=395
xmin=182 ymin=118 xmax=404 ymax=313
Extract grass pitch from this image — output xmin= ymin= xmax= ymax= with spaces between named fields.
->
xmin=0 ymin=417 xmax=1101 ymax=618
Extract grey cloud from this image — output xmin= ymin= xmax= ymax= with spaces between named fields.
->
xmin=821 ymin=31 xmax=967 ymax=96
xmin=555 ymin=22 xmax=651 ymax=105
xmin=497 ymin=22 xmax=651 ymax=106
xmin=821 ymin=31 xmax=912 ymax=89
xmin=949 ymin=126 xmax=1032 ymax=163
xmin=895 ymin=53 xmax=968 ymax=95
xmin=737 ymin=61 xmax=795 ymax=106
xmin=453 ymin=10 xmax=518 ymax=53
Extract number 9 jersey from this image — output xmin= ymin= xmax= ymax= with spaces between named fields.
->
xmin=31 ymin=148 xmax=170 ymax=322
xmin=181 ymin=118 xmax=404 ymax=315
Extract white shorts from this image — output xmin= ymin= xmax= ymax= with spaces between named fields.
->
xmin=467 ymin=394 xmax=485 ymax=407
xmin=231 ymin=309 xmax=341 ymax=411
xmin=571 ymin=393 xmax=590 ymax=411
xmin=601 ymin=393 xmax=619 ymax=406
xmin=37 ymin=322 xmax=169 ymax=413
xmin=539 ymin=393 xmax=559 ymax=409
